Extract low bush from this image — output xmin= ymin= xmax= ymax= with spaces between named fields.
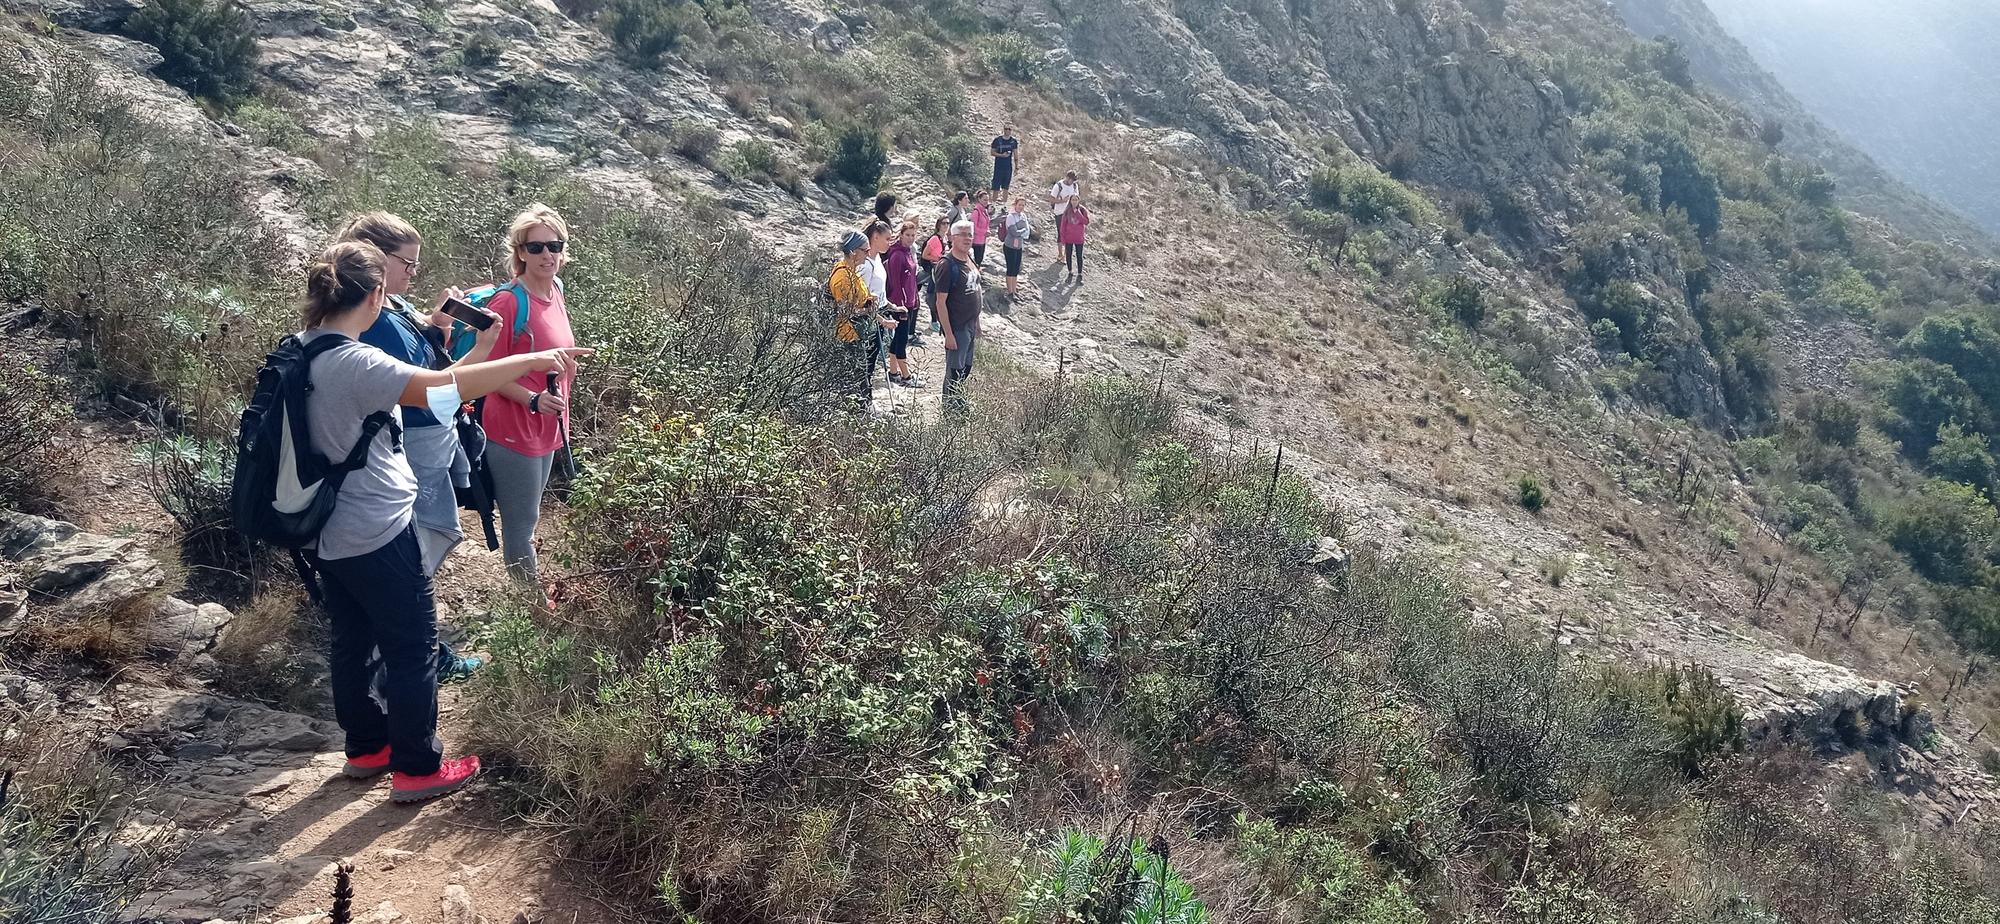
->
xmin=821 ymin=121 xmax=887 ymax=191
xmin=0 ymin=51 xmax=290 ymax=437
xmin=460 ymin=28 xmax=508 ymax=69
xmin=0 ymin=715 xmax=170 ymax=923
xmin=603 ymin=0 xmax=706 ymax=65
xmin=1519 ymin=475 xmax=1549 ymax=513
xmin=982 ymin=33 xmax=1047 ymax=82
xmin=671 ymin=120 xmax=721 ymax=164
xmin=123 ymin=0 xmax=259 ymax=103
xmin=0 ymin=357 xmax=78 ymax=512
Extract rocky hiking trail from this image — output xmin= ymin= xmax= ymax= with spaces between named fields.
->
xmin=9 ymin=0 xmax=2000 ymax=917
xmin=2 ymin=502 xmax=621 ymax=923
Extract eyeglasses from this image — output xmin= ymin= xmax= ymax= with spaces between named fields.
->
xmin=387 ymin=253 xmax=420 ymax=275
xmin=521 ymin=240 xmax=567 ymax=255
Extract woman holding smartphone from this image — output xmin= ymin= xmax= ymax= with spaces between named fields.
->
xmin=336 ymin=213 xmax=495 ymax=684
xmin=477 ymin=204 xmax=579 ymax=589
xmin=300 ymin=240 xmax=587 ymax=802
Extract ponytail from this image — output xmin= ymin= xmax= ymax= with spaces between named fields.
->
xmin=304 ymin=241 xmax=387 ymax=329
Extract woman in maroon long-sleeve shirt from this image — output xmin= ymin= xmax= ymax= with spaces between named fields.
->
xmin=883 ymin=219 xmax=922 ymax=387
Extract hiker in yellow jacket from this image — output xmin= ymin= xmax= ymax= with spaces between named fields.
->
xmin=828 ymin=230 xmax=890 ymax=406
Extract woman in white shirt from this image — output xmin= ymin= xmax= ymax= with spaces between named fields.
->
xmin=1048 ymin=171 xmax=1081 ymax=266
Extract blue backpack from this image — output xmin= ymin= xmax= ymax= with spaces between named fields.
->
xmin=447 ymin=277 xmax=563 ymax=360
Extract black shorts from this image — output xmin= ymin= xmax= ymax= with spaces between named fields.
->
xmin=992 ymin=160 xmax=1013 ymax=190
xmin=1004 ymin=246 xmax=1024 ymax=277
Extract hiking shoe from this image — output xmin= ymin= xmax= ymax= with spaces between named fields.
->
xmin=342 ymin=746 xmax=392 ymax=780
xmin=391 ymin=756 xmax=482 ymax=804
xmin=438 ymin=654 xmax=484 ymax=686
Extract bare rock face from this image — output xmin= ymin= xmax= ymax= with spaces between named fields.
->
xmin=993 ymin=0 xmax=1575 ymax=244
xmin=0 ymin=510 xmax=166 ymax=615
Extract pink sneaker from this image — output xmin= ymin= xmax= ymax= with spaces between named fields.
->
xmin=342 ymin=746 xmax=392 ymax=779
xmin=390 ymin=756 xmax=481 ymax=804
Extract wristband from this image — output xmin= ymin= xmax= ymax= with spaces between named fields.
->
xmin=529 ymin=392 xmax=542 ymax=414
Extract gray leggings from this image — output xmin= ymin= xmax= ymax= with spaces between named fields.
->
xmin=485 ymin=441 xmax=553 ymax=585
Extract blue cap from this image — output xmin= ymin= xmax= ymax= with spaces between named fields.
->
xmin=840 ymin=230 xmax=868 ymax=254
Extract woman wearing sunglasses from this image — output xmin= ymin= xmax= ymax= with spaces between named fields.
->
xmin=477 ymin=204 xmax=579 ymax=589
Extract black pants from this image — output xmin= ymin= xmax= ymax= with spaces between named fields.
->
xmin=890 ymin=307 xmax=915 ymax=359
xmin=972 ymin=244 xmax=987 ymax=266
xmin=1064 ymin=243 xmax=1085 ymax=275
xmin=316 ymin=527 xmax=443 ymax=776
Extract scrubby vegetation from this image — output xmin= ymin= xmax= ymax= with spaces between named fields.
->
xmin=122 ymin=0 xmax=259 ymax=104
xmin=9 ymin=4 xmax=2000 ymax=922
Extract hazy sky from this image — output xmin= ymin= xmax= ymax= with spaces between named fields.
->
xmin=1701 ymin=0 xmax=2000 ymax=228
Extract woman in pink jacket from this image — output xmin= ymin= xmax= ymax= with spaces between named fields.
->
xmin=1058 ymin=200 xmax=1091 ymax=285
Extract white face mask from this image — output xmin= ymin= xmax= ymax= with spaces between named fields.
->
xmin=425 ymin=374 xmax=462 ymax=423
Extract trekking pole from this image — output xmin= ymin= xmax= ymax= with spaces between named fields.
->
xmin=548 ymin=371 xmax=578 ymax=481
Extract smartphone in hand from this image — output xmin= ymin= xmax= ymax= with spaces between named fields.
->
xmin=442 ymin=296 xmax=495 ymax=331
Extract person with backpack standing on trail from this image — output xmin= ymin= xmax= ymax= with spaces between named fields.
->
xmin=291 ymin=241 xmax=587 ymax=802
xmin=335 ymin=212 xmax=489 ymax=686
xmin=827 ymin=230 xmax=886 ymax=406
xmin=1058 ymin=199 xmax=1091 ymax=286
xmin=1001 ymin=196 xmax=1033 ymax=301
xmin=884 ymin=219 xmax=923 ymax=388
xmin=476 ymin=204 xmax=579 ymax=590
xmin=1048 ymin=170 xmax=1081 ymax=267
xmin=990 ymin=124 xmax=1020 ymax=197
xmin=935 ymin=219 xmax=984 ymax=413
xmin=946 ymin=190 xmax=971 ymax=229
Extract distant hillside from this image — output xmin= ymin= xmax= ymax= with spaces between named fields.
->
xmin=1611 ymin=0 xmax=1995 ymax=248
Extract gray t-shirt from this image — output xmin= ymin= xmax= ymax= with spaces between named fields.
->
xmin=301 ymin=330 xmax=419 ymax=561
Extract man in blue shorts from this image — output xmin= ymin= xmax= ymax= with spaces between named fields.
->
xmin=990 ymin=125 xmax=1020 ymax=195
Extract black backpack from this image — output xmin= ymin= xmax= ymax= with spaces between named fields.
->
xmin=230 ymin=334 xmax=401 ymax=594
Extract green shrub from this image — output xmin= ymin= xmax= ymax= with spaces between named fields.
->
xmin=1519 ymin=476 xmax=1549 ymax=513
xmin=822 ymin=121 xmax=887 ymax=190
xmin=0 ymin=715 xmax=169 ymax=923
xmin=1930 ymin=422 xmax=1998 ymax=488
xmin=603 ymin=0 xmax=705 ymax=65
xmin=496 ymin=76 xmax=563 ymax=122
xmin=0 ymin=358 xmax=78 ymax=511
xmin=461 ymin=28 xmax=507 ymax=69
xmin=670 ymin=120 xmax=721 ymax=163
xmin=1883 ymin=479 xmax=2000 ymax=585
xmin=1868 ymin=358 xmax=1989 ymax=458
xmin=1012 ymin=831 xmax=1210 ymax=924
xmin=1581 ymin=281 xmax=1650 ymax=355
xmin=1308 ymin=162 xmax=1433 ymax=226
xmin=0 ymin=53 xmax=289 ymax=434
xmin=1438 ymin=276 xmax=1486 ymax=328
xmin=983 ymin=33 xmax=1047 ymax=82
xmin=123 ymin=0 xmax=259 ymax=103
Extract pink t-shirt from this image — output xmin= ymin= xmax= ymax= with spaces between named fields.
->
xmin=972 ymin=204 xmax=991 ymax=243
xmin=482 ymin=284 xmax=574 ymax=458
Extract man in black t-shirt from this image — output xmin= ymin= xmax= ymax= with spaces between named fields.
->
xmin=935 ymin=220 xmax=984 ymax=413
xmin=990 ymin=125 xmax=1020 ymax=195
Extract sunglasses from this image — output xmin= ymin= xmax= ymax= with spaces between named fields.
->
xmin=520 ymin=240 xmax=567 ymax=255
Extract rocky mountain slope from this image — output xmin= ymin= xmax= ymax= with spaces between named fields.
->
xmin=1693 ymin=0 xmax=2000 ymax=237
xmin=8 ymin=0 xmax=2000 ymax=919
xmin=1609 ymin=0 xmax=1996 ymax=247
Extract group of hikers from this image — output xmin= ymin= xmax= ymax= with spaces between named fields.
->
xmin=254 ymin=205 xmax=586 ymax=803
xmin=825 ymin=123 xmax=1093 ymax=407
xmin=243 ymin=124 xmax=1092 ymax=807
